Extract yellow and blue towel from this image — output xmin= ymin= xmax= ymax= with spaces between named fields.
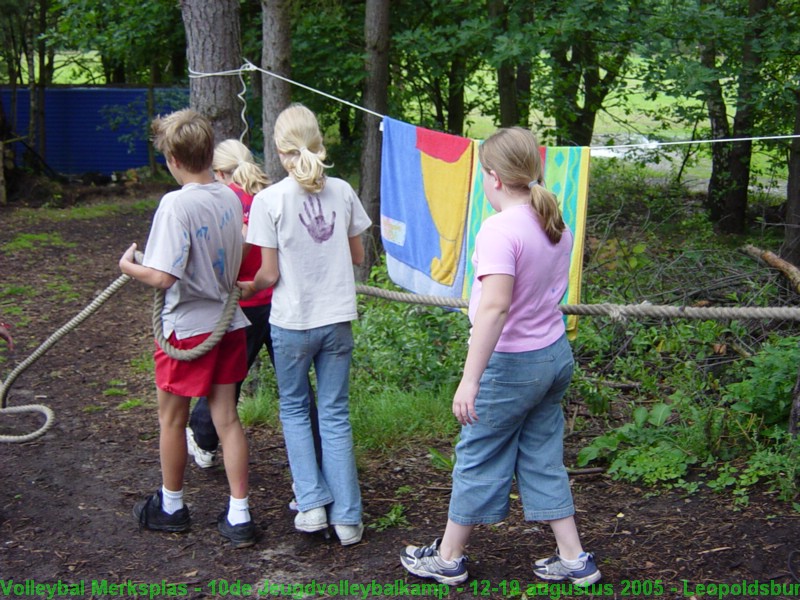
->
xmin=380 ymin=117 xmax=589 ymax=337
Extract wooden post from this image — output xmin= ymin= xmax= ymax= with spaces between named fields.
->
xmin=0 ymin=140 xmax=6 ymax=206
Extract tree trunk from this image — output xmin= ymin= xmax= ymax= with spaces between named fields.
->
xmin=781 ymin=90 xmax=800 ymax=267
xmin=261 ymin=0 xmax=292 ymax=182
xmin=356 ymin=0 xmax=390 ymax=281
xmin=717 ymin=0 xmax=767 ymax=234
xmin=698 ymin=1 xmax=732 ymax=224
xmin=488 ymin=0 xmax=518 ymax=127
xmin=446 ymin=55 xmax=467 ymax=135
xmin=180 ymin=0 xmax=243 ymax=143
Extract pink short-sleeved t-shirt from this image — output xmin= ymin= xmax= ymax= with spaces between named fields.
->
xmin=468 ymin=203 xmax=573 ymax=352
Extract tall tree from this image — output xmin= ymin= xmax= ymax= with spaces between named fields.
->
xmin=391 ymin=0 xmax=489 ymax=134
xmin=357 ymin=0 xmax=390 ymax=279
xmin=261 ymin=0 xmax=292 ymax=181
xmin=180 ymin=0 xmax=243 ymax=142
xmin=532 ymin=0 xmax=643 ymax=146
xmin=487 ymin=0 xmax=533 ymax=127
xmin=785 ymin=91 xmax=800 ymax=266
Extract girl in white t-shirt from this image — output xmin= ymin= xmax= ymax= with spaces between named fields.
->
xmin=245 ymin=104 xmax=371 ymax=546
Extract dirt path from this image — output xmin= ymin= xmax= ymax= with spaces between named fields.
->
xmin=1 ymin=193 xmax=799 ymax=599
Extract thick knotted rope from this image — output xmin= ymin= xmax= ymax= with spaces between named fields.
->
xmin=2 ymin=273 xmax=797 ymax=444
xmin=1 ymin=252 xmax=240 ymax=443
xmin=355 ymin=285 xmax=800 ymax=321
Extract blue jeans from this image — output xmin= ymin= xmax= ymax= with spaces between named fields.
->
xmin=271 ymin=322 xmax=362 ymax=525
xmin=449 ymin=334 xmax=575 ymax=525
xmin=189 ymin=304 xmax=322 ymax=460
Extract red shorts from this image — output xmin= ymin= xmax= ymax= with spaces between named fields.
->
xmin=154 ymin=328 xmax=248 ymax=398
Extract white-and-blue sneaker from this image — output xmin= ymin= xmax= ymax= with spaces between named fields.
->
xmin=400 ymin=538 xmax=468 ymax=585
xmin=533 ymin=551 xmax=601 ymax=586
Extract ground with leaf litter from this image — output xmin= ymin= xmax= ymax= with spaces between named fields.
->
xmin=1 ymin=188 xmax=799 ymax=600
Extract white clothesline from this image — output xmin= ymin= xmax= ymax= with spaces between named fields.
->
xmin=188 ymin=62 xmax=800 ymax=151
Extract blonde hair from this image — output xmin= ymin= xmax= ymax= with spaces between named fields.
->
xmin=478 ymin=127 xmax=565 ymax=244
xmin=273 ymin=103 xmax=330 ymax=194
xmin=151 ymin=108 xmax=214 ymax=174
xmin=213 ymin=139 xmax=271 ymax=195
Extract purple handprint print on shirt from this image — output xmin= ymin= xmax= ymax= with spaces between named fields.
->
xmin=299 ymin=195 xmax=336 ymax=243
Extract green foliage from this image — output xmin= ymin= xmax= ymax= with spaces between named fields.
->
xmin=722 ymin=336 xmax=799 ymax=427
xmin=370 ymin=503 xmax=410 ymax=532
xmin=428 ymin=445 xmax=456 ymax=472
xmin=352 ymin=285 xmax=468 ymax=397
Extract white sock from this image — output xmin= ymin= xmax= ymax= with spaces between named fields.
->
xmin=562 ymin=553 xmax=587 ymax=568
xmin=161 ymin=486 xmax=184 ymax=515
xmin=227 ymin=495 xmax=251 ymax=526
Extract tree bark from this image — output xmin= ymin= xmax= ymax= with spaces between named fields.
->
xmin=782 ymin=90 xmax=800 ymax=267
xmin=698 ymin=0 xmax=732 ymax=224
xmin=356 ymin=0 xmax=390 ymax=281
xmin=261 ymin=0 xmax=292 ymax=182
xmin=180 ymin=0 xmax=243 ymax=143
xmin=718 ymin=0 xmax=767 ymax=234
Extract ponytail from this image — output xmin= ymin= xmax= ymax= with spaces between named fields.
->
xmin=479 ymin=127 xmax=565 ymax=244
xmin=274 ymin=104 xmax=330 ymax=194
xmin=230 ymin=161 xmax=271 ymax=196
xmin=530 ymin=185 xmax=565 ymax=244
xmin=213 ymin=139 xmax=271 ymax=195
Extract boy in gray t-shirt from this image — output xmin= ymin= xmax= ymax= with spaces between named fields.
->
xmin=119 ymin=109 xmax=255 ymax=548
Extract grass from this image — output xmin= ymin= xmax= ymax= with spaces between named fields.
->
xmin=1 ymin=233 xmax=75 ymax=253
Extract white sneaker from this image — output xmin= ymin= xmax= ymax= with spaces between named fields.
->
xmin=185 ymin=428 xmax=215 ymax=469
xmin=334 ymin=523 xmax=364 ymax=546
xmin=294 ymin=507 xmax=328 ymax=533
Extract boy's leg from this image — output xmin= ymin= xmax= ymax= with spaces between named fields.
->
xmin=207 ymin=382 xmax=249 ymax=499
xmin=157 ymin=388 xmax=190 ymax=492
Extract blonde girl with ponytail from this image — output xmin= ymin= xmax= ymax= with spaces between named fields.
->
xmin=246 ymin=103 xmax=371 ymax=547
xmin=401 ymin=127 xmax=600 ymax=588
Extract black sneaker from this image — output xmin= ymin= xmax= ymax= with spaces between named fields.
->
xmin=217 ymin=511 xmax=256 ymax=548
xmin=133 ymin=490 xmax=190 ymax=533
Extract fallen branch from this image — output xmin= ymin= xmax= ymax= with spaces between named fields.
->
xmin=743 ymin=244 xmax=800 ymax=293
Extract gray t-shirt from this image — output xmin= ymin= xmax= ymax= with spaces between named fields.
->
xmin=143 ymin=181 xmax=249 ymax=339
xmin=247 ymin=176 xmax=372 ymax=330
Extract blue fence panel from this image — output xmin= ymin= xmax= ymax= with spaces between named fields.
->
xmin=1 ymin=86 xmax=188 ymax=175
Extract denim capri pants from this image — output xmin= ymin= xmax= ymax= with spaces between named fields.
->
xmin=448 ymin=334 xmax=576 ymax=525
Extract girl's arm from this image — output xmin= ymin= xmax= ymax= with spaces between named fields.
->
xmin=452 ymin=273 xmax=514 ymax=425
xmin=349 ymin=235 xmax=365 ymax=266
xmin=252 ymin=246 xmax=279 ymax=291
xmin=119 ymin=243 xmax=177 ymax=289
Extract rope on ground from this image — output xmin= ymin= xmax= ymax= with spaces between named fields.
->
xmin=0 ymin=272 xmax=132 ymax=442
xmin=355 ymin=285 xmax=800 ymax=321
xmin=0 ymin=253 xmax=240 ymax=443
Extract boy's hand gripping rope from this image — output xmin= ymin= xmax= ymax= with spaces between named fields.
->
xmin=0 ymin=251 xmax=241 ymax=443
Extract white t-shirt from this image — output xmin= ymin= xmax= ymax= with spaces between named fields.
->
xmin=143 ymin=181 xmax=249 ymax=339
xmin=247 ymin=176 xmax=372 ymax=330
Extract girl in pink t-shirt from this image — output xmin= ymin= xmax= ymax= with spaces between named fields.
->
xmin=401 ymin=128 xmax=600 ymax=588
